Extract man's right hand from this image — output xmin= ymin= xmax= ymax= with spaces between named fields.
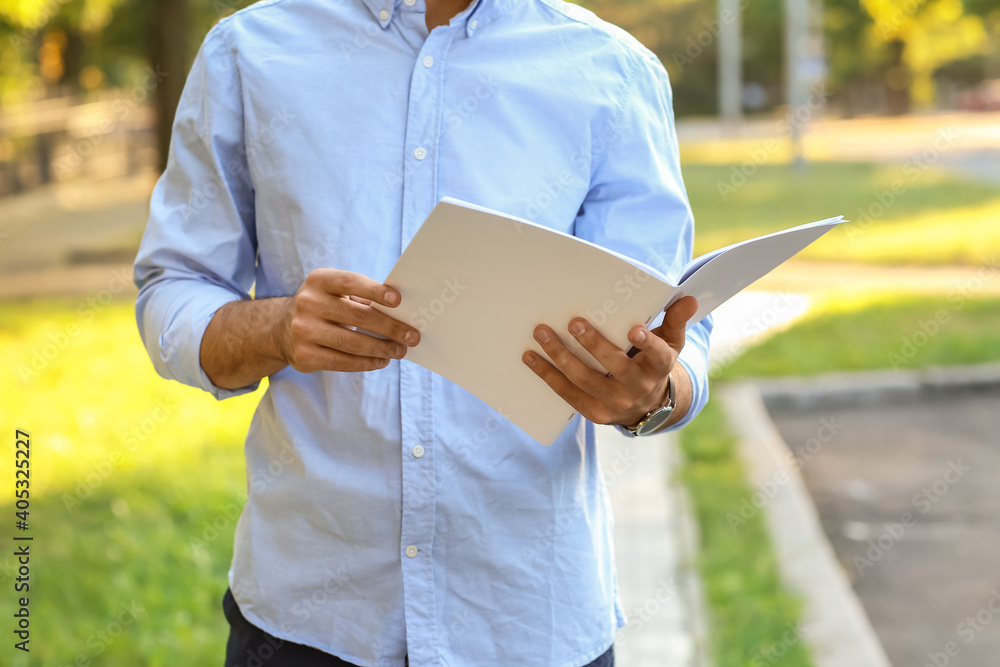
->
xmin=200 ymin=269 xmax=420 ymax=390
xmin=279 ymin=268 xmax=421 ymax=373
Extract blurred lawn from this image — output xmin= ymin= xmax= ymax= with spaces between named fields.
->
xmin=719 ymin=291 xmax=1000 ymax=378
xmin=1 ymin=299 xmax=258 ymax=666
xmin=684 ymin=162 xmax=1000 ymax=266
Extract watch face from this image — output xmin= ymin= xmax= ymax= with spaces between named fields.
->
xmin=636 ymin=405 xmax=674 ymax=436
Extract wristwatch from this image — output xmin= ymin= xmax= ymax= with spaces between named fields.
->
xmin=615 ymin=376 xmax=675 ymax=437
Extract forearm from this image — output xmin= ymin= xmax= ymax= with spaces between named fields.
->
xmin=200 ymin=297 xmax=292 ymax=390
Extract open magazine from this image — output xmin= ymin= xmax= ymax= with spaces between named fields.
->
xmin=371 ymin=198 xmax=845 ymax=444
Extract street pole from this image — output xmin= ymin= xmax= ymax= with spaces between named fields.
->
xmin=718 ymin=0 xmax=742 ymax=133
xmin=784 ymin=0 xmax=808 ymax=167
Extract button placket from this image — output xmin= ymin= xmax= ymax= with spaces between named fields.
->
xmin=398 ymin=23 xmax=453 ymax=666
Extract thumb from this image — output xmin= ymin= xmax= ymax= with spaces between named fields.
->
xmin=652 ymin=296 xmax=698 ymax=352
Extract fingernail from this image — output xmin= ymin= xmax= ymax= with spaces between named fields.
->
xmin=404 ymin=330 xmax=418 ymax=345
xmin=524 ymin=353 xmax=537 ymax=367
xmin=632 ymin=329 xmax=646 ymax=343
xmin=394 ymin=344 xmax=405 ymax=357
xmin=385 ymin=291 xmax=399 ymax=306
xmin=536 ymin=327 xmax=551 ymax=343
xmin=570 ymin=321 xmax=585 ymax=336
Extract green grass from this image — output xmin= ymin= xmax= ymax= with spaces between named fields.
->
xmin=682 ymin=162 xmax=1000 ymax=267
xmin=679 ymin=398 xmax=813 ymax=667
xmin=1 ymin=299 xmax=259 ymax=666
xmin=719 ymin=292 xmax=1000 ymax=379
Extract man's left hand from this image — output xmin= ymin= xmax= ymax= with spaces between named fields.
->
xmin=521 ymin=296 xmax=698 ymax=428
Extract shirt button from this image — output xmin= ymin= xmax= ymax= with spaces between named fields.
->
xmin=404 ymin=0 xmax=415 ymax=5
xmin=469 ymin=19 xmax=478 ymax=30
xmin=378 ymin=9 xmax=390 ymax=21
xmin=422 ymin=55 xmax=434 ymax=68
xmin=405 ymin=545 xmax=418 ymax=558
xmin=413 ymin=147 xmax=427 ymax=160
xmin=412 ymin=445 xmax=425 ymax=458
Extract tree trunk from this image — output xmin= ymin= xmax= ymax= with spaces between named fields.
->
xmin=149 ymin=0 xmax=190 ymax=172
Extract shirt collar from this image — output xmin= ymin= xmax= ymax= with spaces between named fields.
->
xmin=359 ymin=0 xmax=518 ymax=37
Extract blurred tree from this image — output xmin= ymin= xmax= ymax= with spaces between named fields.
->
xmin=0 ymin=0 xmax=253 ymax=169
xmin=150 ymin=0 xmax=190 ymax=170
xmin=859 ymin=0 xmax=989 ymax=111
xmin=0 ymin=0 xmax=997 ymax=171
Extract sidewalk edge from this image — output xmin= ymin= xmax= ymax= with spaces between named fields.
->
xmin=720 ymin=382 xmax=892 ymax=667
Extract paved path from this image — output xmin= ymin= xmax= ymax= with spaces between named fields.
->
xmin=677 ymin=112 xmax=1000 ymax=186
xmin=770 ymin=390 xmax=1000 ymax=667
xmin=0 ymin=171 xmax=156 ymax=276
xmin=597 ymin=425 xmax=708 ymax=667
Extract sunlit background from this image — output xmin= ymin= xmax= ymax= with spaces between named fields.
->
xmin=2 ymin=0 xmax=999 ymax=665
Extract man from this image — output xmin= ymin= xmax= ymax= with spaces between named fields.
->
xmin=133 ymin=0 xmax=712 ymax=665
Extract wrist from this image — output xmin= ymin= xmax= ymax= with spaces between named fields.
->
xmin=616 ymin=373 xmax=676 ymax=437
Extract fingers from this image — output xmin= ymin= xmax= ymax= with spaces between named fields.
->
xmin=284 ymin=269 xmax=423 ymax=373
xmin=295 ymin=343 xmax=397 ymax=373
xmin=307 ymin=268 xmax=401 ymax=309
xmin=286 ymin=315 xmax=407 ymax=372
xmin=526 ymin=324 xmax=642 ymax=424
xmin=297 ymin=269 xmax=421 ymax=347
xmin=521 ymin=350 xmax=607 ymax=422
xmin=562 ymin=319 xmax=641 ymax=383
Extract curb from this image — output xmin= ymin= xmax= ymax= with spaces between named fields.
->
xmin=750 ymin=363 xmax=1000 ymax=414
xmin=720 ymin=382 xmax=892 ymax=667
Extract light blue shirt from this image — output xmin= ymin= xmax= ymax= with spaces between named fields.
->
xmin=133 ymin=0 xmax=713 ymax=665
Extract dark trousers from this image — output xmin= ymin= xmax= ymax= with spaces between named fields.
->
xmin=223 ymin=588 xmax=615 ymax=667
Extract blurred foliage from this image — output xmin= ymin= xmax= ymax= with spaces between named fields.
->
xmin=0 ymin=0 xmax=254 ymax=104
xmin=0 ymin=0 xmax=998 ymax=114
xmin=579 ymin=0 xmax=999 ymax=115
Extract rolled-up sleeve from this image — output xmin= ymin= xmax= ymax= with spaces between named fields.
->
xmin=133 ymin=22 xmax=259 ymax=400
xmin=574 ymin=48 xmax=712 ymax=431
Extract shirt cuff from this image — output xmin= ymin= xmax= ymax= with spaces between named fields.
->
xmin=140 ymin=281 xmax=261 ymax=400
xmin=660 ymin=316 xmax=712 ymax=433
